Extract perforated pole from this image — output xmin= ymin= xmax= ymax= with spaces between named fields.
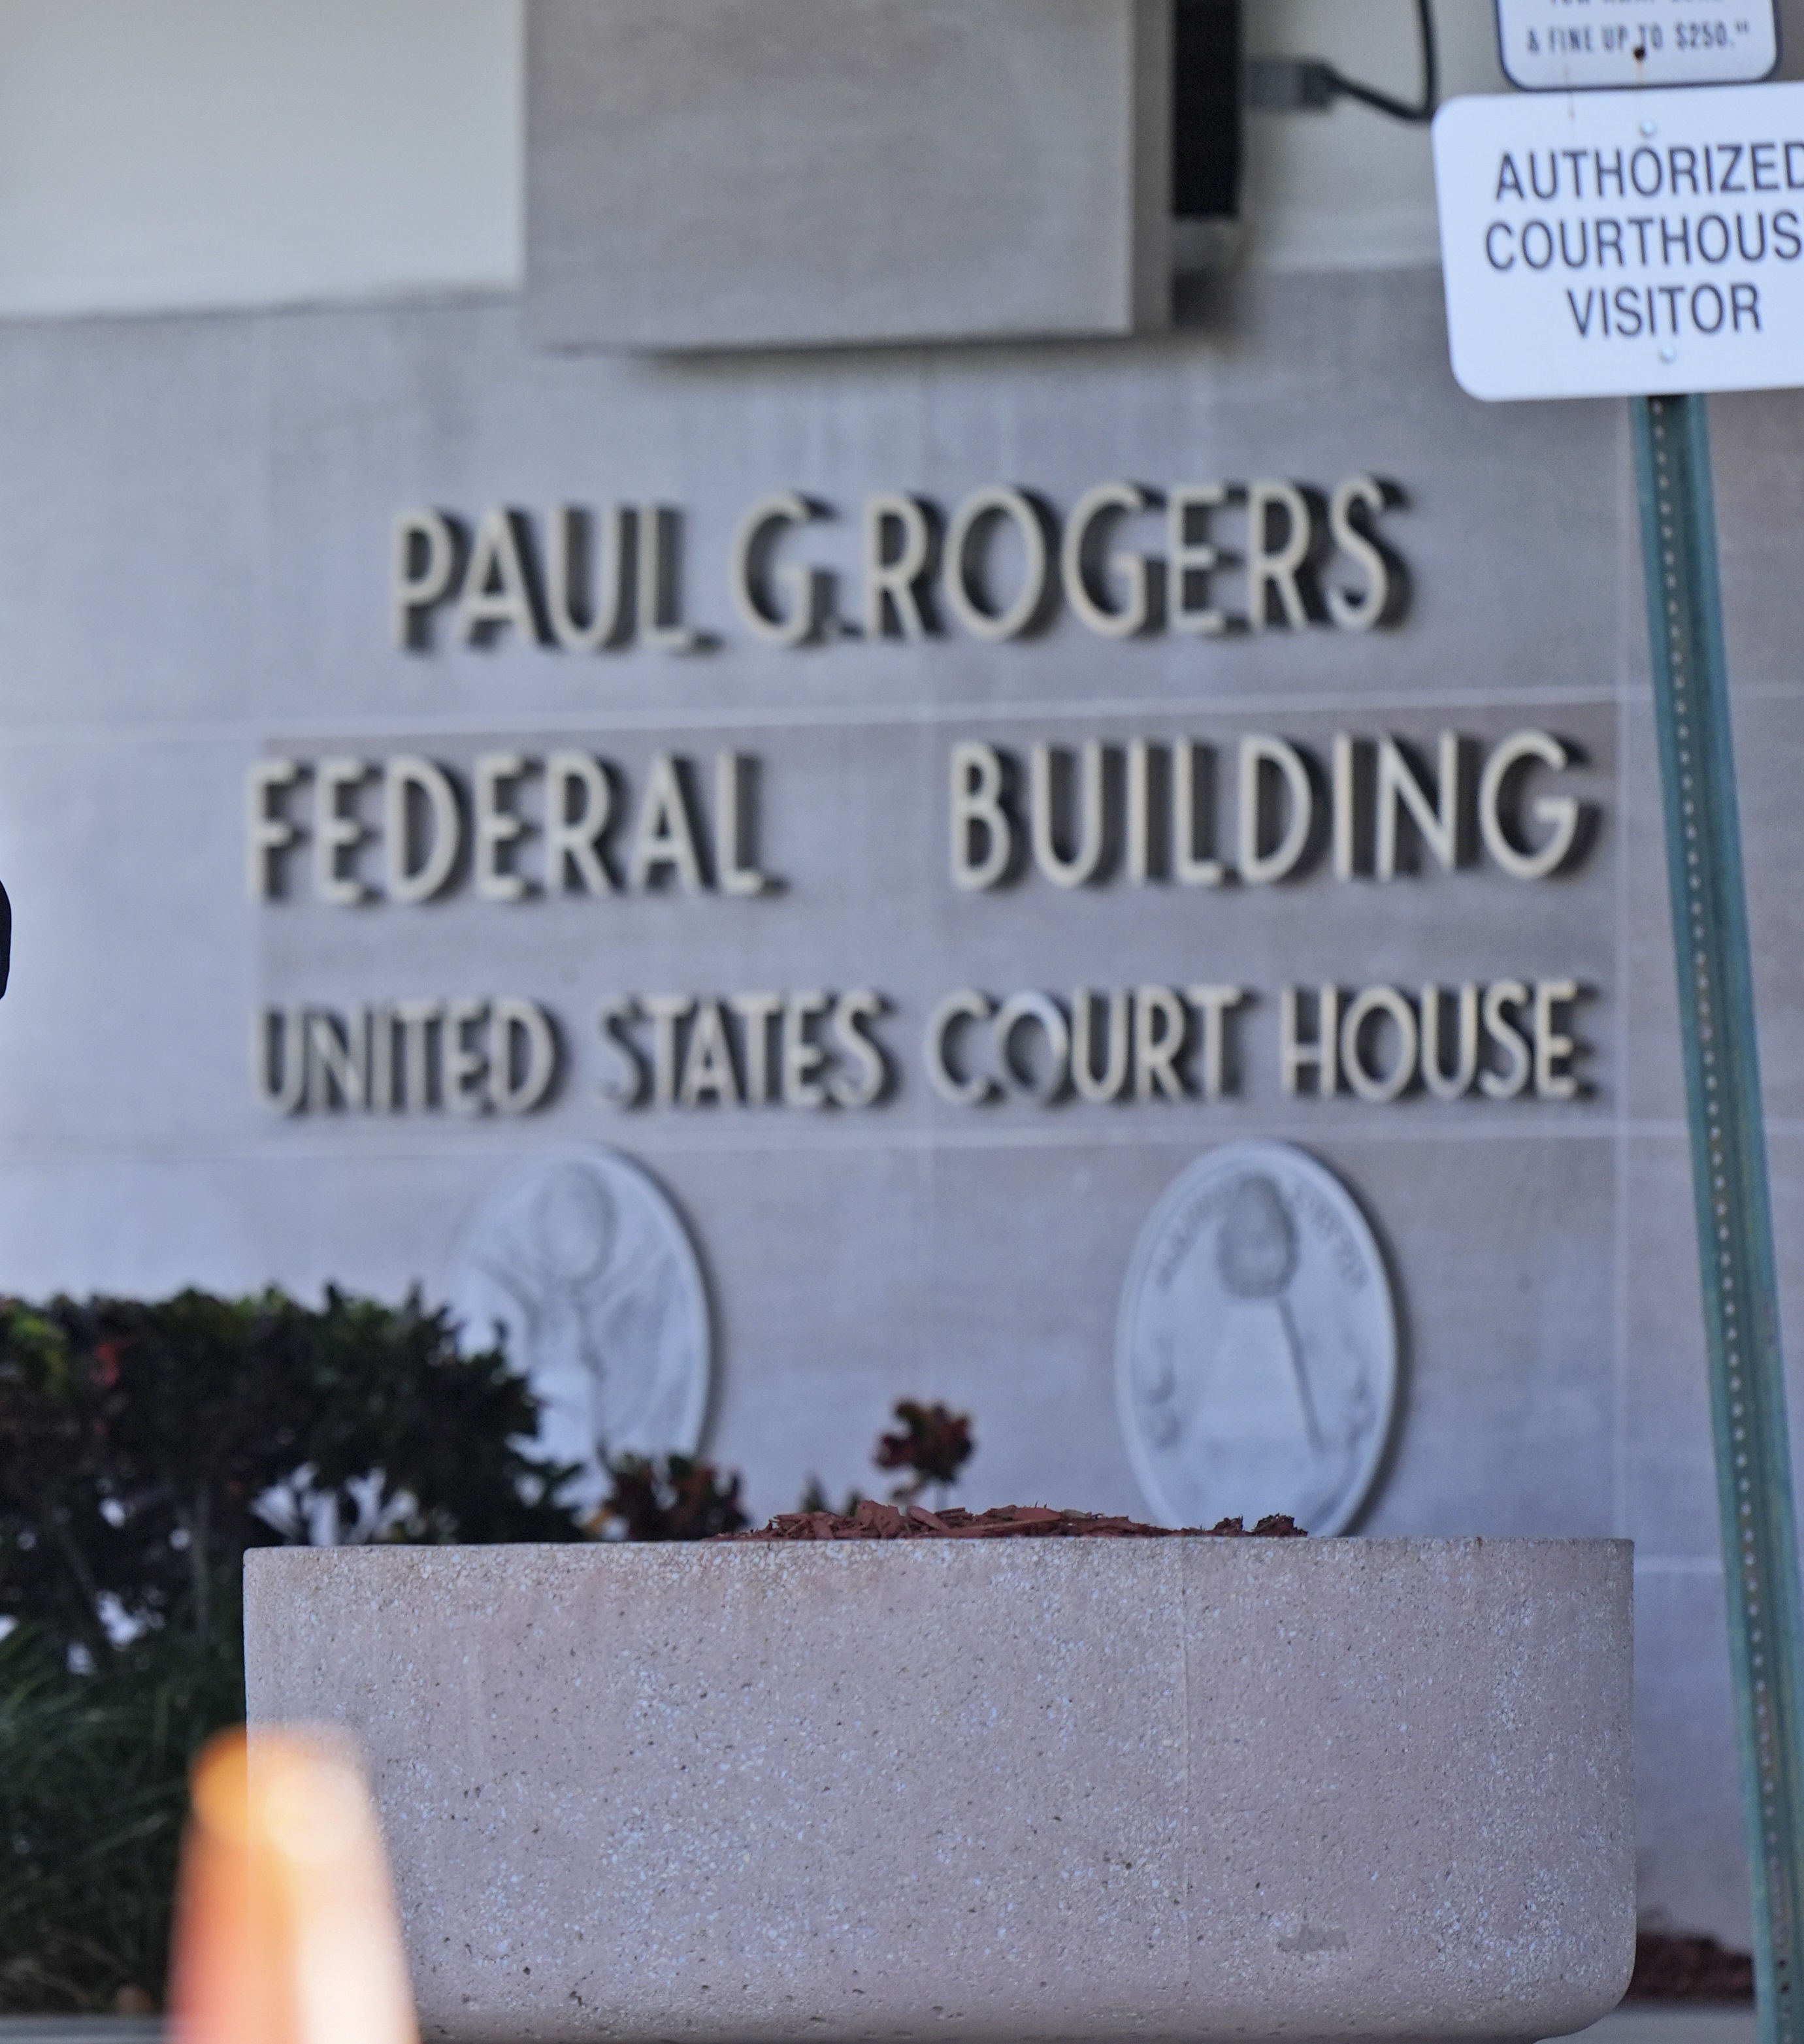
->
xmin=1633 ymin=391 xmax=1804 ymax=2044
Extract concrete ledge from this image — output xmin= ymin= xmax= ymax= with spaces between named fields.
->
xmin=246 ymin=1538 xmax=1634 ymax=2043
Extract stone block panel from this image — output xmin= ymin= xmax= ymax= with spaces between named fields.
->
xmin=525 ymin=0 xmax=1172 ymax=350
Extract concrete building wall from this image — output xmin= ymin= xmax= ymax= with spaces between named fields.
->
xmin=0 ymin=0 xmax=1791 ymax=1956
xmin=0 ymin=0 xmax=1633 ymax=316
xmin=0 ymin=0 xmax=521 ymax=315
xmin=0 ymin=270 xmax=1793 ymax=1944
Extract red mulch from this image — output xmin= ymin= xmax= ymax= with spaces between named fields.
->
xmin=715 ymin=1499 xmax=1306 ymax=1542
xmin=1625 ymin=1932 xmax=1754 ymax=2003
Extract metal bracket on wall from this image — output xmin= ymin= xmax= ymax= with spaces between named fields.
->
xmin=1633 ymin=391 xmax=1804 ymax=2044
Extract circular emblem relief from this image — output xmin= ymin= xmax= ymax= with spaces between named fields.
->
xmin=448 ymin=1150 xmax=712 ymax=1512
xmin=1115 ymin=1142 xmax=1398 ymax=1535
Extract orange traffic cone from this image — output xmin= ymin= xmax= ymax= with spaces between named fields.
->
xmin=167 ymin=1728 xmax=418 ymax=2044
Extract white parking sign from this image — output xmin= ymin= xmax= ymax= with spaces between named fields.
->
xmin=1496 ymin=0 xmax=1777 ymax=91
xmin=1434 ymin=81 xmax=1804 ymax=400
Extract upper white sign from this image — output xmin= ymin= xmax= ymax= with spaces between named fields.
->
xmin=1496 ymin=0 xmax=1777 ymax=91
xmin=1434 ymin=81 xmax=1804 ymax=400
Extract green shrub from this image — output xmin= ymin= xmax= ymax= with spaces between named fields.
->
xmin=1 ymin=1287 xmax=585 ymax=1662
xmin=0 ymin=1623 xmax=240 ymax=2014
xmin=595 ymin=1452 xmax=749 ymax=1540
xmin=0 ymin=1284 xmax=593 ymax=2011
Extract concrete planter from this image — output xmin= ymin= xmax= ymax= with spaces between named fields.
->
xmin=246 ymin=1538 xmax=1633 ymax=2044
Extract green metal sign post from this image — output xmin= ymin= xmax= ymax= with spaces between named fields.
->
xmin=1632 ymin=391 xmax=1804 ymax=2041
xmin=1432 ymin=47 xmax=1804 ymax=2030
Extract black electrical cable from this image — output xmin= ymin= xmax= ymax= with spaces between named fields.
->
xmin=1326 ymin=0 xmax=1437 ymax=123
xmin=1247 ymin=0 xmax=1439 ymax=125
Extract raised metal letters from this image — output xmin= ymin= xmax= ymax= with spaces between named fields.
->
xmin=391 ymin=479 xmax=1406 ymax=651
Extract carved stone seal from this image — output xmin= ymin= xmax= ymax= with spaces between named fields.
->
xmin=1115 ymin=1141 xmax=1398 ymax=1534
xmin=449 ymin=1150 xmax=712 ymax=1510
